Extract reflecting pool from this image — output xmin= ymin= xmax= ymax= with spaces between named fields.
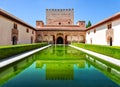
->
xmin=0 ymin=45 xmax=120 ymax=87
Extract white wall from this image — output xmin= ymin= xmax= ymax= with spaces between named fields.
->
xmin=86 ymin=24 xmax=107 ymax=45
xmin=0 ymin=16 xmax=36 ymax=46
xmin=86 ymin=18 xmax=120 ymax=46
xmin=112 ymin=19 xmax=120 ymax=46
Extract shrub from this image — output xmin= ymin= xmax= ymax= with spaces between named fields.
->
xmin=72 ymin=43 xmax=120 ymax=59
xmin=0 ymin=43 xmax=48 ymax=59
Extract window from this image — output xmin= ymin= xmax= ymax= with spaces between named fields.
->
xmin=107 ymin=23 xmax=112 ymax=29
xmin=38 ymin=34 xmax=40 ymax=36
xmin=14 ymin=23 xmax=17 ymax=29
xmin=94 ymin=29 xmax=96 ymax=33
xmin=26 ymin=28 xmax=29 ymax=33
xmin=81 ymin=22 xmax=84 ymax=25
xmin=59 ymin=22 xmax=61 ymax=25
xmin=32 ymin=30 xmax=34 ymax=34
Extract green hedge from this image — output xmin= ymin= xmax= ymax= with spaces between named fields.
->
xmin=0 ymin=43 xmax=48 ymax=59
xmin=72 ymin=43 xmax=120 ymax=59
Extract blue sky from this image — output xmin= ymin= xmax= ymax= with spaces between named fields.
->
xmin=0 ymin=0 xmax=120 ymax=27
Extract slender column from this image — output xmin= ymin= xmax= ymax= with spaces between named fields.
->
xmin=71 ymin=34 xmax=72 ymax=44
xmin=78 ymin=35 xmax=79 ymax=43
xmin=48 ymin=34 xmax=50 ymax=44
xmin=63 ymin=33 xmax=65 ymax=44
xmin=55 ymin=33 xmax=57 ymax=44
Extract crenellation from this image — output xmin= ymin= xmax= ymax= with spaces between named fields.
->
xmin=46 ymin=8 xmax=74 ymax=12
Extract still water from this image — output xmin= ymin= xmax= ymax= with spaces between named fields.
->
xmin=0 ymin=45 xmax=120 ymax=87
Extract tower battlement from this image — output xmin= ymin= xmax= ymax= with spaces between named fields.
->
xmin=46 ymin=8 xmax=74 ymax=11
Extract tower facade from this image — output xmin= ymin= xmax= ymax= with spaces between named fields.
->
xmin=46 ymin=9 xmax=74 ymax=25
xmin=36 ymin=9 xmax=86 ymax=44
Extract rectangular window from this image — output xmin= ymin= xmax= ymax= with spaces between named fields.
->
xmin=26 ymin=28 xmax=29 ymax=33
xmin=32 ymin=30 xmax=34 ymax=34
xmin=14 ymin=23 xmax=17 ymax=29
xmin=107 ymin=23 xmax=112 ymax=29
xmin=94 ymin=29 xmax=96 ymax=33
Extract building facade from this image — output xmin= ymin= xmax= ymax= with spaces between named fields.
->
xmin=1 ymin=8 xmax=120 ymax=46
xmin=0 ymin=9 xmax=36 ymax=46
xmin=36 ymin=9 xmax=86 ymax=44
xmin=86 ymin=12 xmax=120 ymax=46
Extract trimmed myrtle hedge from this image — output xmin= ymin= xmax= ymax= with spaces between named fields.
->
xmin=72 ymin=43 xmax=120 ymax=59
xmin=0 ymin=43 xmax=48 ymax=59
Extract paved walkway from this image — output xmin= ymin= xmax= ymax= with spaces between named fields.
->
xmin=0 ymin=45 xmax=51 ymax=68
xmin=69 ymin=45 xmax=120 ymax=67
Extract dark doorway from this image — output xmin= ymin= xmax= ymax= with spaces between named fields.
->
xmin=31 ymin=36 xmax=33 ymax=43
xmin=57 ymin=37 xmax=63 ymax=44
xmin=110 ymin=37 xmax=112 ymax=46
xmin=12 ymin=36 xmax=17 ymax=45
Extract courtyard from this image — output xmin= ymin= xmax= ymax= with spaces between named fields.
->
xmin=0 ymin=0 xmax=120 ymax=87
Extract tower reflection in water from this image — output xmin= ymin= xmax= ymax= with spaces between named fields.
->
xmin=36 ymin=60 xmax=85 ymax=80
xmin=35 ymin=45 xmax=86 ymax=80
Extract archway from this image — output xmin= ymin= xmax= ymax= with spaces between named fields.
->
xmin=12 ymin=36 xmax=17 ymax=45
xmin=57 ymin=37 xmax=63 ymax=44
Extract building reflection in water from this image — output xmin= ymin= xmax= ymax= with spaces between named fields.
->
xmin=36 ymin=60 xmax=86 ymax=80
xmin=46 ymin=64 xmax=74 ymax=80
xmin=86 ymin=54 xmax=120 ymax=85
xmin=0 ymin=55 xmax=36 ymax=85
xmin=36 ymin=45 xmax=86 ymax=60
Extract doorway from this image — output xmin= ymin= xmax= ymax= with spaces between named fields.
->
xmin=57 ymin=37 xmax=63 ymax=44
xmin=110 ymin=37 xmax=112 ymax=46
xmin=12 ymin=36 xmax=17 ymax=45
xmin=31 ymin=36 xmax=33 ymax=43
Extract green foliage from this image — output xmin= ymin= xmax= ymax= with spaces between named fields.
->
xmin=86 ymin=20 xmax=92 ymax=28
xmin=72 ymin=43 xmax=120 ymax=59
xmin=0 ymin=43 xmax=48 ymax=59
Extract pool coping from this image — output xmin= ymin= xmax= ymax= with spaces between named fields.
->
xmin=0 ymin=44 xmax=51 ymax=68
xmin=69 ymin=45 xmax=120 ymax=67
